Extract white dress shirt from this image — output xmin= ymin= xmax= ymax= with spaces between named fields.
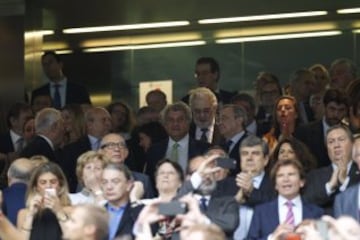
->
xmin=278 ymin=195 xmax=302 ymax=226
xmin=166 ymin=135 xmax=189 ymax=173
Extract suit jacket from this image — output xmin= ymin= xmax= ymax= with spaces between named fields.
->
xmin=294 ymin=120 xmax=330 ymax=168
xmin=104 ymin=202 xmax=142 ymax=239
xmin=224 ymin=131 xmax=249 ymax=176
xmin=62 ymin=136 xmax=92 ymax=192
xmin=132 ymin=171 xmax=155 ymax=199
xmin=31 ymin=81 xmax=91 ymax=107
xmin=303 ymin=162 xmax=360 ymax=215
xmin=20 ymin=136 xmax=59 ymax=163
xmin=2 ymin=182 xmax=27 ymax=225
xmin=247 ymin=198 xmax=324 ymax=240
xmin=182 ymin=89 xmax=236 ymax=105
xmin=334 ymin=183 xmax=360 ymax=221
xmin=144 ymin=137 xmax=210 ymax=181
xmin=177 ymin=180 xmax=239 ymax=239
xmin=0 ymin=131 xmax=15 ymax=154
xmin=246 ymin=172 xmax=276 ymax=207
xmin=189 ymin=122 xmax=223 ymax=145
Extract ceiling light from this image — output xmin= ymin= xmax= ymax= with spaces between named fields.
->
xmin=337 ymin=8 xmax=360 ymax=14
xmin=83 ymin=40 xmax=206 ymax=53
xmin=24 ymin=30 xmax=54 ymax=38
xmin=63 ymin=21 xmax=190 ymax=34
xmin=198 ymin=11 xmax=327 ymax=24
xmin=353 ymin=29 xmax=360 ymax=33
xmin=216 ymin=31 xmax=341 ymax=44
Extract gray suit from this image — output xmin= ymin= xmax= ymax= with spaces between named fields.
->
xmin=334 ymin=184 xmax=360 ymax=221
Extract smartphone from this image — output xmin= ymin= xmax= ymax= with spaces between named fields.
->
xmin=315 ymin=220 xmax=329 ymax=240
xmin=45 ymin=188 xmax=56 ymax=197
xmin=158 ymin=201 xmax=188 ymax=216
xmin=216 ymin=157 xmax=237 ymax=170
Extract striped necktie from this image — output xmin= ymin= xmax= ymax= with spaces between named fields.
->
xmin=285 ymin=201 xmax=295 ymax=226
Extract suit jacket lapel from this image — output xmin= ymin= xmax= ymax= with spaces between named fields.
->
xmin=115 ymin=203 xmax=131 ymax=236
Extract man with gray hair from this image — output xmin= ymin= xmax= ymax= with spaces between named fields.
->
xmin=218 ymin=104 xmax=249 ymax=175
xmin=145 ymin=101 xmax=210 ymax=180
xmin=63 ymin=204 xmax=109 ymax=240
xmin=330 ymin=58 xmax=357 ymax=90
xmin=2 ymin=158 xmax=36 ymax=225
xmin=20 ymin=107 xmax=64 ymax=163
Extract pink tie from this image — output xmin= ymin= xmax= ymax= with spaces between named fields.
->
xmin=285 ymin=201 xmax=295 ymax=226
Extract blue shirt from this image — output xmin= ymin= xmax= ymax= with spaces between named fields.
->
xmin=106 ymin=203 xmax=126 ymax=240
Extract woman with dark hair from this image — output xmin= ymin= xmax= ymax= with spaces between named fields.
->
xmin=30 ymin=208 xmax=62 ymax=240
xmin=268 ymin=137 xmax=317 ymax=173
xmin=263 ymin=96 xmax=301 ymax=152
xmin=137 ymin=121 xmax=168 ymax=153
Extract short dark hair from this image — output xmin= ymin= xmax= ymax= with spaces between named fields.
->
xmin=240 ymin=135 xmax=269 ymax=156
xmin=155 ymin=158 xmax=185 ymax=182
xmin=42 ymin=51 xmax=62 ymax=63
xmin=326 ymin=124 xmax=353 ymax=143
xmin=30 ymin=208 xmax=62 ymax=240
xmin=6 ymin=102 xmax=32 ymax=128
xmin=196 ymin=57 xmax=220 ymax=81
xmin=231 ymin=93 xmax=256 ymax=111
xmin=323 ymin=88 xmax=349 ymax=107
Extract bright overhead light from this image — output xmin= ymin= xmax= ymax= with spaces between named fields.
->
xmin=337 ymin=8 xmax=360 ymax=14
xmin=353 ymin=29 xmax=360 ymax=33
xmin=198 ymin=11 xmax=328 ymax=24
xmin=63 ymin=21 xmax=190 ymax=34
xmin=55 ymin=50 xmax=73 ymax=55
xmin=83 ymin=41 xmax=206 ymax=53
xmin=216 ymin=31 xmax=341 ymax=44
xmin=24 ymin=30 xmax=54 ymax=38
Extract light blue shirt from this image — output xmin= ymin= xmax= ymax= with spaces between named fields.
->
xmin=107 ymin=203 xmax=126 ymax=240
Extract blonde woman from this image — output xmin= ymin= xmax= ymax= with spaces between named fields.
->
xmin=17 ymin=162 xmax=71 ymax=235
xmin=69 ymin=151 xmax=110 ymax=205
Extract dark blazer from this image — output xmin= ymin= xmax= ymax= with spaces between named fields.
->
xmin=20 ymin=136 xmax=59 ymax=163
xmin=334 ymin=183 xmax=360 ymax=221
xmin=224 ymin=131 xmax=249 ymax=176
xmin=177 ymin=180 xmax=239 ymax=239
xmin=2 ymin=182 xmax=27 ymax=225
xmin=181 ymin=89 xmax=236 ymax=105
xmin=189 ymin=122 xmax=223 ymax=145
xmin=303 ymin=162 xmax=360 ymax=215
xmin=0 ymin=131 xmax=15 ymax=154
xmin=105 ymin=202 xmax=142 ymax=239
xmin=144 ymin=137 xmax=210 ymax=180
xmin=62 ymin=136 xmax=92 ymax=193
xmin=294 ymin=120 xmax=330 ymax=168
xmin=31 ymin=81 xmax=91 ymax=107
xmin=246 ymin=172 xmax=277 ymax=207
xmin=247 ymin=198 xmax=324 ymax=240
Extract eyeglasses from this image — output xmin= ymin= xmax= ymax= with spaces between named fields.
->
xmin=100 ymin=142 xmax=127 ymax=150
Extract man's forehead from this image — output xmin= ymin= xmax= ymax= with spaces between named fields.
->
xmin=327 ymin=128 xmax=348 ymax=139
xmin=102 ymin=134 xmax=124 ymax=143
xmin=241 ymin=145 xmax=262 ymax=152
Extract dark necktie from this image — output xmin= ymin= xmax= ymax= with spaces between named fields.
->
xmin=224 ymin=140 xmax=233 ymax=152
xmin=200 ymin=128 xmax=208 ymax=142
xmin=53 ymin=84 xmax=61 ymax=109
xmin=199 ymin=197 xmax=208 ymax=212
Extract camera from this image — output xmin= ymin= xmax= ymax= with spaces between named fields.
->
xmin=216 ymin=157 xmax=237 ymax=170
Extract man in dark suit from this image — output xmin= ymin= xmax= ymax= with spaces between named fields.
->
xmin=20 ymin=107 xmax=64 ymax=163
xmin=62 ymin=107 xmax=112 ymax=192
xmin=218 ymin=104 xmax=249 ymax=175
xmin=303 ymin=124 xmax=360 ymax=214
xmin=31 ymin=51 xmax=91 ymax=109
xmin=101 ymin=163 xmax=142 ymax=239
xmin=178 ymin=155 xmax=239 ymax=239
xmin=99 ymin=133 xmax=155 ymax=199
xmin=248 ymin=159 xmax=324 ymax=240
xmin=2 ymin=158 xmax=36 ymax=225
xmin=145 ymin=102 xmax=210 ymax=180
xmin=181 ymin=57 xmax=235 ymax=105
xmin=294 ymin=88 xmax=349 ymax=168
xmin=333 ymin=135 xmax=360 ymax=221
xmin=188 ymin=87 xmax=222 ymax=145
xmin=234 ymin=135 xmax=276 ymax=239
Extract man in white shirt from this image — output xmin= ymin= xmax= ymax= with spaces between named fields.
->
xmin=248 ymin=159 xmax=323 ymax=240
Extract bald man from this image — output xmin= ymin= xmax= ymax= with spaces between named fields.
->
xmin=2 ymin=158 xmax=36 ymax=224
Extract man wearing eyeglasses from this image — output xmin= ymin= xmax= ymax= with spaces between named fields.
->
xmin=99 ymin=133 xmax=155 ymax=200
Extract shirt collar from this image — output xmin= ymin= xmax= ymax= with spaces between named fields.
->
xmin=253 ymin=171 xmax=265 ymax=189
xmin=229 ymin=130 xmax=245 ymax=143
xmin=107 ymin=203 xmax=127 ymax=212
xmin=10 ymin=129 xmax=22 ymax=143
xmin=331 ymin=161 xmax=352 ymax=174
xmin=278 ymin=194 xmax=301 ymax=206
xmin=169 ymin=134 xmax=189 ymax=147
xmin=49 ymin=78 xmax=67 ymax=87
